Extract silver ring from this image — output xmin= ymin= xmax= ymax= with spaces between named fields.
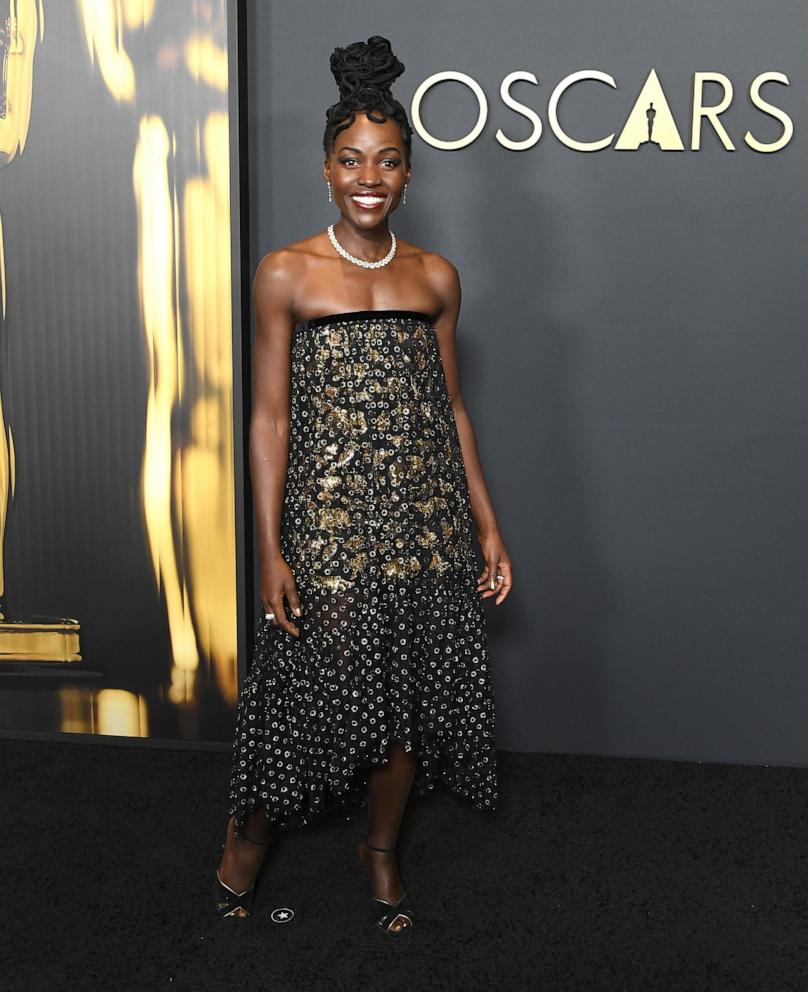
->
xmin=496 ymin=574 xmax=505 ymax=581
xmin=265 ymin=611 xmax=275 ymax=621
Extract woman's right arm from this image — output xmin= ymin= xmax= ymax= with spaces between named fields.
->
xmin=250 ymin=251 xmax=303 ymax=638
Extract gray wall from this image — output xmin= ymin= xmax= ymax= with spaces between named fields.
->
xmin=246 ymin=1 xmax=808 ymax=765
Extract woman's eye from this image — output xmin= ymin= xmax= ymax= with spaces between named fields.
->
xmin=338 ymin=158 xmax=400 ymax=167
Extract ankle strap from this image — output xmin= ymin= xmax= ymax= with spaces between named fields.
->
xmin=237 ymin=829 xmax=271 ymax=845
xmin=364 ymin=835 xmax=395 ymax=853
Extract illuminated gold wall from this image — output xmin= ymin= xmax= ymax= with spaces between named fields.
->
xmin=0 ymin=1 xmax=245 ymax=744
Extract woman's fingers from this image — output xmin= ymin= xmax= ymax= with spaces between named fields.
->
xmin=286 ymin=585 xmax=303 ymax=619
xmin=476 ymin=560 xmax=512 ymax=604
xmin=477 ymin=559 xmax=499 ymax=598
xmin=493 ymin=562 xmax=512 ymax=605
xmin=266 ymin=592 xmax=300 ymax=638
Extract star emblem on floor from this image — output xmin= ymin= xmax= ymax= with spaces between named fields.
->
xmin=270 ymin=907 xmax=295 ymax=923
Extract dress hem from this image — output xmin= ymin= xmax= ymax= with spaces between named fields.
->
xmin=228 ymin=732 xmax=499 ymax=839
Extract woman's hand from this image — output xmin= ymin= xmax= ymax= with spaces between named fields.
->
xmin=476 ymin=530 xmax=512 ymax=605
xmin=260 ymin=552 xmax=303 ymax=638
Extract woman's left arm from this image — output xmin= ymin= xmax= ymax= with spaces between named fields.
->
xmin=429 ymin=254 xmax=512 ymax=605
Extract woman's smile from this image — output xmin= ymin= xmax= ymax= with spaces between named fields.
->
xmin=350 ymin=191 xmax=387 ymax=210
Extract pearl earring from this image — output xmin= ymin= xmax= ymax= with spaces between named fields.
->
xmin=326 ymin=180 xmax=332 ymax=202
xmin=402 ymin=182 xmax=408 ymax=205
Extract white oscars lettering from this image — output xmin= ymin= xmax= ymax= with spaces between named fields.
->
xmin=409 ymin=69 xmax=794 ymax=152
xmin=411 ymin=70 xmax=488 ymax=150
xmin=745 ymin=72 xmax=793 ymax=152
xmin=495 ymin=71 xmax=542 ymax=150
xmin=549 ymin=70 xmax=617 ymax=151
xmin=691 ymin=72 xmax=735 ymax=150
xmin=614 ymin=68 xmax=685 ymax=150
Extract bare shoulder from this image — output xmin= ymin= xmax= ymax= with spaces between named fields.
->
xmin=253 ymin=232 xmax=332 ymax=297
xmin=250 ymin=250 xmax=298 ymax=335
xmin=253 ymin=240 xmax=311 ymax=292
xmin=411 ymin=246 xmax=461 ymax=320
xmin=391 ymin=237 xmax=460 ymax=312
xmin=420 ymin=249 xmax=459 ymax=290
xmin=254 ymin=240 xmax=312 ymax=320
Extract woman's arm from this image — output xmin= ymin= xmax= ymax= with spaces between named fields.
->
xmin=429 ymin=255 xmax=512 ymax=605
xmin=250 ymin=250 xmax=303 ymax=635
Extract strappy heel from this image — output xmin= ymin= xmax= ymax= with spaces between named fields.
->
xmin=212 ymin=829 xmax=270 ymax=919
xmin=360 ymin=835 xmax=416 ymax=936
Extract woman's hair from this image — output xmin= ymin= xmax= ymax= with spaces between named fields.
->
xmin=323 ymin=35 xmax=412 ymax=166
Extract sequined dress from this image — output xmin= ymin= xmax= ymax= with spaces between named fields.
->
xmin=227 ymin=309 xmax=498 ymax=837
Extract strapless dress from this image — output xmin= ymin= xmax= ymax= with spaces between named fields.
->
xmin=226 ymin=309 xmax=498 ymax=836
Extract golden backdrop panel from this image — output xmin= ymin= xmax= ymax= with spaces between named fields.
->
xmin=0 ymin=1 xmax=245 ymax=744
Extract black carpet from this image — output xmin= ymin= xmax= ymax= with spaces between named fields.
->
xmin=3 ymin=738 xmax=807 ymax=992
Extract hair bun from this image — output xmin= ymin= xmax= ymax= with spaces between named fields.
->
xmin=330 ymin=35 xmax=405 ymax=107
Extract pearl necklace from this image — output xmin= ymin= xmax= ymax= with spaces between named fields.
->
xmin=328 ymin=223 xmax=397 ymax=269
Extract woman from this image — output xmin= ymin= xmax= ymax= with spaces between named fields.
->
xmin=213 ymin=35 xmax=512 ymax=936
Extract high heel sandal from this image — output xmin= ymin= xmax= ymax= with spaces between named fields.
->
xmin=360 ymin=836 xmax=416 ymax=936
xmin=212 ymin=829 xmax=270 ymax=919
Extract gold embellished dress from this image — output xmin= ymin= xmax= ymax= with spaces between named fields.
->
xmin=227 ymin=309 xmax=498 ymax=838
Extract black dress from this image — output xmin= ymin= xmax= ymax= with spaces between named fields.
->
xmin=227 ymin=310 xmax=498 ymax=838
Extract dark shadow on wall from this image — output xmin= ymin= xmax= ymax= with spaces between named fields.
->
xmin=405 ymin=135 xmax=615 ymax=752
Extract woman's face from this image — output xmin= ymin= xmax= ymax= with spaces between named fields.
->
xmin=324 ymin=111 xmax=410 ymax=227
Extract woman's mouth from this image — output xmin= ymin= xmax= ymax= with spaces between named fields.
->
xmin=351 ymin=193 xmax=387 ymax=210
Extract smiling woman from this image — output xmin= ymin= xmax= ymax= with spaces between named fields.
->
xmin=213 ymin=34 xmax=512 ymax=937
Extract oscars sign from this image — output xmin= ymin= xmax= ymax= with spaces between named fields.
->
xmin=411 ymin=68 xmax=793 ymax=153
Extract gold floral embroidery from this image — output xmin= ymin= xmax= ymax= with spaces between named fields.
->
xmin=280 ymin=314 xmax=473 ymax=592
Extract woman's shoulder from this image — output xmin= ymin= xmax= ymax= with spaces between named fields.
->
xmin=393 ymin=237 xmax=459 ymax=290
xmin=392 ymin=235 xmax=452 ymax=266
xmin=254 ymin=233 xmax=322 ymax=275
xmin=252 ymin=236 xmax=323 ymax=306
xmin=402 ymin=241 xmax=460 ymax=296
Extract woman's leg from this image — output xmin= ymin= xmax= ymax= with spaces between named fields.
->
xmin=357 ymin=727 xmax=418 ymax=933
xmin=218 ymin=809 xmax=272 ymax=918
